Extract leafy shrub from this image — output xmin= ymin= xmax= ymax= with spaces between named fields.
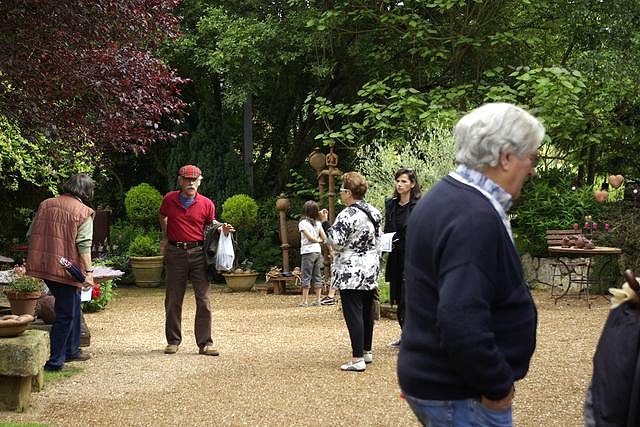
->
xmin=128 ymin=234 xmax=160 ymax=257
xmin=82 ymin=278 xmax=117 ymax=313
xmin=124 ymin=183 xmax=163 ymax=230
xmin=358 ymin=125 xmax=455 ymax=212
xmin=221 ymin=194 xmax=259 ymax=231
xmin=512 ymin=170 xmax=604 ymax=257
xmin=5 ymin=265 xmax=44 ymax=292
xmin=242 ymin=197 xmax=282 ymax=273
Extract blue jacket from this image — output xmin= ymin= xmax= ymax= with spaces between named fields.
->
xmin=397 ymin=175 xmax=537 ymax=401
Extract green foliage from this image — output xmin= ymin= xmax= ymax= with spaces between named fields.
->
xmin=512 ymin=170 xmax=605 ymax=257
xmin=124 ymin=183 xmax=163 ymax=231
xmin=128 ymin=234 xmax=161 ymax=257
xmin=242 ymin=197 xmax=282 ymax=273
xmin=358 ymin=125 xmax=455 ymax=212
xmin=44 ymin=365 xmax=82 ymax=385
xmin=5 ymin=275 xmax=44 ymax=292
xmin=82 ymin=279 xmax=117 ymax=313
xmin=0 ymin=115 xmax=94 ymax=193
xmin=221 ymin=194 xmax=259 ymax=231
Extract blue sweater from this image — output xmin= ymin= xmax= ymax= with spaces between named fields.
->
xmin=397 ymin=175 xmax=537 ymax=401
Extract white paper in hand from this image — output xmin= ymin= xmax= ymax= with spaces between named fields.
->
xmin=381 ymin=232 xmax=396 ymax=253
xmin=80 ymin=287 xmax=92 ymax=302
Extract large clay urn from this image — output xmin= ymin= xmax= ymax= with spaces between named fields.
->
xmin=3 ymin=290 xmax=43 ymax=317
xmin=130 ymin=256 xmax=164 ymax=287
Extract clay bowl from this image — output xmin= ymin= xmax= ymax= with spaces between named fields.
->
xmin=0 ymin=314 xmax=35 ymax=338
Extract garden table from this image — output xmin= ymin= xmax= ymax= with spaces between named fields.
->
xmin=0 ymin=266 xmax=124 ymax=285
xmin=548 ymin=246 xmax=622 ymax=308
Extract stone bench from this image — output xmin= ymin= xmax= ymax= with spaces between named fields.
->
xmin=0 ymin=329 xmax=49 ymax=412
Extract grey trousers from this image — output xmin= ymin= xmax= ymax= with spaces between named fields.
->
xmin=164 ymin=244 xmax=213 ymax=349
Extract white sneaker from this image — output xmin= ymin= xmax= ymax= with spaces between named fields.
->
xmin=363 ymin=351 xmax=373 ymax=364
xmin=340 ymin=359 xmax=366 ymax=371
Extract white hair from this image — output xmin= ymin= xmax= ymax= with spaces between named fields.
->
xmin=454 ymin=103 xmax=545 ymax=171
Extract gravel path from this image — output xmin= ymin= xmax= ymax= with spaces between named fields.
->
xmin=1 ymin=286 xmax=610 ymax=426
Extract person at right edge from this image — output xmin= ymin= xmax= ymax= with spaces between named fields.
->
xmin=398 ymin=103 xmax=544 ymax=426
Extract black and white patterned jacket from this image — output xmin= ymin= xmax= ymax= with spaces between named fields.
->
xmin=324 ymin=200 xmax=382 ymax=290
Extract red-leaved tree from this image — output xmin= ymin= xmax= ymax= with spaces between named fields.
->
xmin=0 ymin=0 xmax=187 ymax=153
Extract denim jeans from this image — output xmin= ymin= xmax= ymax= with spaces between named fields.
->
xmin=404 ymin=394 xmax=512 ymax=427
xmin=44 ymin=280 xmax=81 ymax=371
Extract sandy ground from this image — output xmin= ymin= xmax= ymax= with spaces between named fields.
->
xmin=0 ymin=286 xmax=610 ymax=426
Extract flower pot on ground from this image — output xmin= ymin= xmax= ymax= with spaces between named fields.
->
xmin=128 ymin=234 xmax=163 ymax=288
xmin=222 ymin=270 xmax=260 ymax=291
xmin=2 ymin=266 xmax=45 ymax=316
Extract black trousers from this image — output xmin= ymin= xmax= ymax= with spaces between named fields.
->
xmin=340 ymin=289 xmax=375 ymax=358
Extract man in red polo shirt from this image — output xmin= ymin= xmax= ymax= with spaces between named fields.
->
xmin=160 ymin=164 xmax=233 ymax=356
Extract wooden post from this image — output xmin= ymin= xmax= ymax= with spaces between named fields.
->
xmin=326 ymin=145 xmax=339 ymax=222
xmin=275 ymin=194 xmax=291 ymax=273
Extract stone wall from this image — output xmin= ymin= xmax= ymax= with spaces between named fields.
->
xmin=521 ymin=253 xmax=591 ymax=291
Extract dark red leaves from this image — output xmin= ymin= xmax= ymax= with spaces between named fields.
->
xmin=0 ymin=0 xmax=187 ymax=153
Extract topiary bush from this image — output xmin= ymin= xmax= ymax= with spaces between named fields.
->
xmin=221 ymin=194 xmax=259 ymax=231
xmin=124 ymin=183 xmax=163 ymax=231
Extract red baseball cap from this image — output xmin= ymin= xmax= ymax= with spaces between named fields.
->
xmin=178 ymin=165 xmax=202 ymax=179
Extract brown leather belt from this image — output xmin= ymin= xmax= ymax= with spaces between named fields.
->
xmin=168 ymin=240 xmax=203 ymax=249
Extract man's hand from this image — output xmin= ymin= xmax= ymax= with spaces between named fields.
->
xmin=160 ymin=237 xmax=167 ymax=255
xmin=221 ymin=223 xmax=235 ymax=235
xmin=82 ymin=273 xmax=95 ymax=290
xmin=481 ymin=385 xmax=514 ymax=411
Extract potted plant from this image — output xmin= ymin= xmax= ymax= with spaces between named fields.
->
xmin=128 ymin=234 xmax=163 ymax=287
xmin=222 ymin=260 xmax=260 ymax=291
xmin=124 ymin=183 xmax=164 ymax=287
xmin=220 ymin=194 xmax=260 ymax=291
xmin=2 ymin=266 xmax=44 ymax=316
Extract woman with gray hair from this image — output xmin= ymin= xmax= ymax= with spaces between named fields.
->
xmin=27 ymin=173 xmax=96 ymax=371
xmin=320 ymin=172 xmax=382 ymax=372
xmin=398 ymin=103 xmax=544 ymax=426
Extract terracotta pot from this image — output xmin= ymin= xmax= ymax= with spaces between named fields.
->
xmin=3 ymin=290 xmax=43 ymax=316
xmin=222 ymin=272 xmax=259 ymax=291
xmin=130 ymin=256 xmax=164 ymax=287
xmin=36 ymin=294 xmax=56 ymax=324
xmin=0 ymin=314 xmax=34 ymax=338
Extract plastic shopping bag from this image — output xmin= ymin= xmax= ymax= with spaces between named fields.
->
xmin=215 ymin=232 xmax=235 ymax=272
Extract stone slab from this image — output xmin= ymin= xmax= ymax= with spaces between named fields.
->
xmin=0 ymin=374 xmax=32 ymax=412
xmin=0 ymin=329 xmax=49 ymax=376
